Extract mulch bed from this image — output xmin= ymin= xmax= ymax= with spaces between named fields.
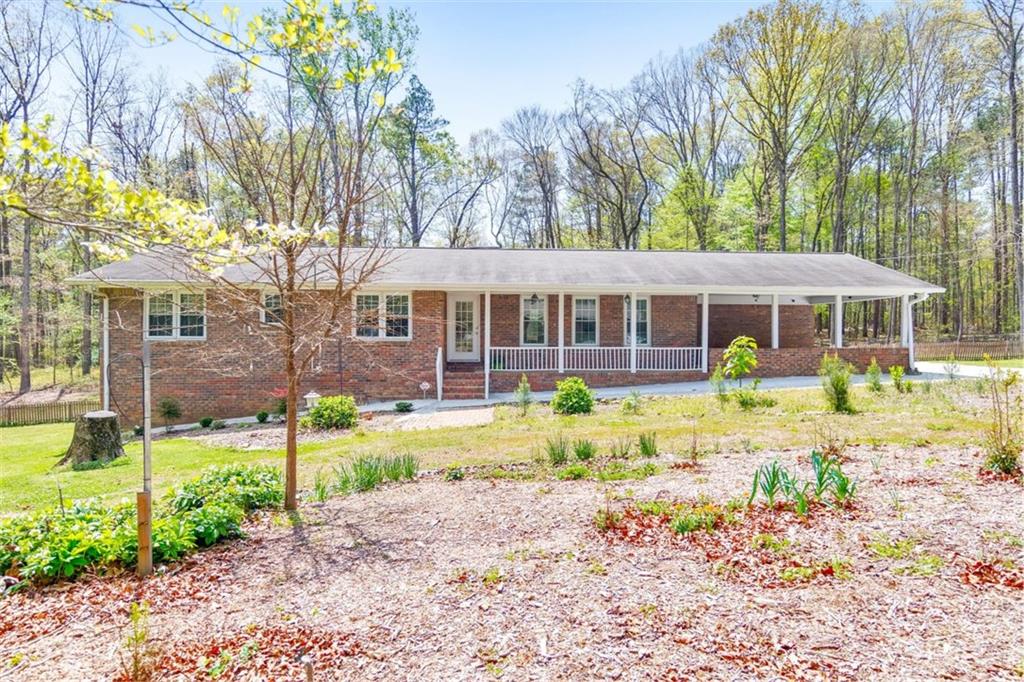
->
xmin=2 ymin=444 xmax=1022 ymax=680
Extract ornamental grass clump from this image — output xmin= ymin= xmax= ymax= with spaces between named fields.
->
xmin=551 ymin=376 xmax=594 ymax=415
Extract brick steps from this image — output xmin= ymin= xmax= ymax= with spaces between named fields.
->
xmin=443 ymin=364 xmax=486 ymax=399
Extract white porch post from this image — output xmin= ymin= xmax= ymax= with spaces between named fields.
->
xmin=557 ymin=292 xmax=565 ymax=373
xmin=629 ymin=291 xmax=638 ymax=373
xmin=833 ymin=294 xmax=843 ymax=349
xmin=900 ymin=295 xmax=909 ymax=348
xmin=770 ymin=293 xmax=780 ymax=350
xmin=902 ymin=294 xmax=915 ymax=371
xmin=701 ymin=292 xmax=709 ymax=373
xmin=484 ymin=290 xmax=491 ymax=399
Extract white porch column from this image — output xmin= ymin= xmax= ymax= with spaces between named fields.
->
xmin=833 ymin=294 xmax=843 ymax=349
xmin=701 ymin=292 xmax=709 ymax=373
xmin=770 ymin=294 xmax=780 ymax=350
xmin=902 ymin=294 xmax=915 ymax=371
xmin=484 ymin=290 xmax=491 ymax=399
xmin=629 ymin=291 xmax=638 ymax=373
xmin=557 ymin=292 xmax=565 ymax=373
xmin=900 ymin=295 xmax=909 ymax=348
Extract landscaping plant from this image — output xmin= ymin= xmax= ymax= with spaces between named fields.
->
xmin=819 ymin=353 xmax=855 ymax=413
xmin=638 ymin=431 xmax=658 ymax=458
xmin=551 ymin=376 xmax=594 ymax=415
xmin=943 ymin=354 xmax=960 ymax=382
xmin=722 ymin=336 xmax=758 ymax=386
xmin=889 ymin=365 xmax=911 ymax=394
xmin=513 ymin=374 xmax=533 ymax=416
xmin=982 ymin=357 xmax=1023 ymax=475
xmin=621 ymin=389 xmax=643 ymax=415
xmin=573 ymin=438 xmax=597 ymax=461
xmin=394 ymin=401 xmax=414 ymax=413
xmin=198 ymin=416 xmax=214 ymax=428
xmin=157 ymin=396 xmax=182 ymax=430
xmin=865 ymin=357 xmax=883 ymax=392
xmin=305 ymin=394 xmax=359 ymax=430
xmin=255 ymin=411 xmax=269 ymax=423
xmin=710 ymin=364 xmax=729 ymax=407
xmin=545 ymin=434 xmax=570 ymax=465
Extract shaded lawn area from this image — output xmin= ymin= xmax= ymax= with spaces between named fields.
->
xmin=0 ymin=382 xmax=991 ymax=514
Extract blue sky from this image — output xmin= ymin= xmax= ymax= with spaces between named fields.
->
xmin=111 ymin=1 xmax=763 ymax=145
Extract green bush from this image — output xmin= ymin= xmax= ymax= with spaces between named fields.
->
xmin=198 ymin=416 xmax=214 ymax=428
xmin=620 ymin=390 xmax=642 ymax=415
xmin=732 ymin=378 xmax=776 ymax=410
xmin=865 ymin=357 xmax=883 ymax=393
xmin=157 ymin=397 xmax=182 ymax=428
xmin=556 ymin=464 xmax=591 ymax=481
xmin=890 ymin=365 xmax=909 ymax=393
xmin=255 ymin=411 xmax=269 ymax=423
xmin=306 ymin=395 xmax=359 ymax=429
xmin=0 ymin=464 xmax=282 ymax=585
xmin=820 ymin=353 xmax=855 ymax=414
xmin=444 ymin=467 xmax=465 ymax=482
xmin=551 ymin=376 xmax=594 ymax=415
xmin=394 ymin=401 xmax=414 ymax=413
xmin=211 ymin=420 xmax=227 ymax=430
xmin=723 ymin=336 xmax=758 ymax=386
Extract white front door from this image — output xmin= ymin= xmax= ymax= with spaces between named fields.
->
xmin=447 ymin=293 xmax=480 ymax=362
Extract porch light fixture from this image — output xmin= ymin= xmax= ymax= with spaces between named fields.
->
xmin=623 ymin=294 xmax=631 ymax=307
xmin=753 ymin=294 xmax=760 ymax=303
xmin=303 ymin=391 xmax=321 ymax=409
xmin=530 ymin=293 xmax=540 ymax=304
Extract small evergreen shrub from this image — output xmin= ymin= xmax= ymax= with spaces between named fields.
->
xmin=211 ymin=420 xmax=227 ymax=430
xmin=890 ymin=365 xmax=909 ymax=393
xmin=551 ymin=376 xmax=594 ymax=415
xmin=156 ymin=397 xmax=182 ymax=429
xmin=865 ymin=357 xmax=883 ymax=393
xmin=820 ymin=353 xmax=855 ymax=414
xmin=306 ymin=395 xmax=359 ymax=429
xmin=620 ymin=390 xmax=642 ymax=415
xmin=255 ymin=411 xmax=269 ymax=423
xmin=444 ymin=467 xmax=465 ymax=482
xmin=394 ymin=401 xmax=414 ymax=413
xmin=513 ymin=374 xmax=533 ymax=416
xmin=198 ymin=416 xmax=214 ymax=428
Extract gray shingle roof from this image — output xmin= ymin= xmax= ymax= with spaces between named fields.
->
xmin=68 ymin=247 xmax=943 ymax=296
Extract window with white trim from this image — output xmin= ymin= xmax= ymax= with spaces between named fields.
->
xmin=573 ymin=297 xmax=598 ymax=345
xmin=521 ymin=295 xmax=547 ymax=345
xmin=261 ymin=293 xmax=284 ymax=325
xmin=145 ymin=292 xmax=206 ymax=340
xmin=354 ymin=293 xmax=411 ymax=339
xmin=624 ymin=296 xmax=650 ymax=346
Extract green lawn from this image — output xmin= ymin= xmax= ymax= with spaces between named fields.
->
xmin=958 ymin=358 xmax=1024 ymax=368
xmin=0 ymin=382 xmax=993 ymax=514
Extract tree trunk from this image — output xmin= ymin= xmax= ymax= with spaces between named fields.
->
xmin=59 ymin=410 xmax=124 ymax=467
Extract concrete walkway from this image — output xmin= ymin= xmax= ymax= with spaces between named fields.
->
xmin=357 ymin=368 xmax=947 ymax=415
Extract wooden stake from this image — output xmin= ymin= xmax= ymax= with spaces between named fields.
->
xmin=137 ymin=491 xmax=152 ymax=577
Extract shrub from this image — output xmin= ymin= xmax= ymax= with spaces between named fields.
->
xmin=306 ymin=395 xmax=359 ymax=430
xmin=865 ymin=357 xmax=883 ymax=393
xmin=198 ymin=416 xmax=214 ymax=428
xmin=556 ymin=464 xmax=591 ymax=480
xmin=890 ymin=365 xmax=908 ymax=393
xmin=710 ymin=364 xmax=729 ymax=407
xmin=156 ymin=397 xmax=182 ymax=429
xmin=167 ymin=464 xmax=284 ymax=513
xmin=820 ymin=353 xmax=855 ymax=414
xmin=211 ymin=420 xmax=227 ymax=430
xmin=255 ymin=411 xmax=269 ymax=424
xmin=444 ymin=466 xmax=465 ymax=482
xmin=573 ymin=438 xmax=596 ymax=461
xmin=638 ymin=431 xmax=658 ymax=458
xmin=133 ymin=425 xmax=144 ymax=437
xmin=394 ymin=401 xmax=414 ymax=413
xmin=513 ymin=374 xmax=532 ymax=417
xmin=733 ymin=379 xmax=777 ymax=410
xmin=187 ymin=501 xmax=244 ymax=546
xmin=723 ymin=336 xmax=758 ymax=386
xmin=551 ymin=376 xmax=594 ymax=415
xmin=545 ymin=434 xmax=570 ymax=465
xmin=982 ymin=358 xmax=1023 ymax=475
xmin=621 ymin=390 xmax=642 ymax=415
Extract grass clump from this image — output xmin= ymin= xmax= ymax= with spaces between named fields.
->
xmin=573 ymin=438 xmax=597 ymax=461
xmin=333 ymin=454 xmax=419 ymax=494
xmin=551 ymin=376 xmax=594 ymax=415
xmin=820 ymin=353 xmax=855 ymax=413
xmin=556 ymin=463 xmax=591 ymax=480
xmin=545 ymin=434 xmax=570 ymax=466
xmin=595 ymin=461 xmax=658 ymax=481
xmin=610 ymin=437 xmax=632 ymax=459
xmin=638 ymin=432 xmax=658 ymax=458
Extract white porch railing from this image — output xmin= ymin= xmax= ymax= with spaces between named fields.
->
xmin=489 ymin=346 xmax=703 ymax=372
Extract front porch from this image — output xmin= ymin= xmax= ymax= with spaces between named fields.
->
xmin=437 ymin=289 xmax=921 ymax=400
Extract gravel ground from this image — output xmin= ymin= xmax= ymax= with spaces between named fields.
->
xmin=2 ymin=444 xmax=1023 ymax=681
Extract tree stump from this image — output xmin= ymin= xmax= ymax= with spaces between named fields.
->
xmin=60 ymin=410 xmax=124 ymax=467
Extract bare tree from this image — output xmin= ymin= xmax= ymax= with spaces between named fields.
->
xmin=0 ymin=0 xmax=62 ymax=393
xmin=502 ymin=106 xmax=561 ymax=247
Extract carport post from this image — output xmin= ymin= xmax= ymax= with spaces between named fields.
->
xmin=833 ymin=295 xmax=843 ymax=349
xmin=484 ymin=290 xmax=491 ymax=399
xmin=701 ymin=292 xmax=709 ymax=373
xmin=629 ymin=291 xmax=637 ymax=373
xmin=558 ymin=292 xmax=565 ymax=373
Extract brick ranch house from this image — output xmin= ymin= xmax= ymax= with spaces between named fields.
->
xmin=70 ymin=248 xmax=942 ymax=426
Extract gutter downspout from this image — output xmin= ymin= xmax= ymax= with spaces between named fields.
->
xmin=101 ymin=294 xmax=110 ymax=411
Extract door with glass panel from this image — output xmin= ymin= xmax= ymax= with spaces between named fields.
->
xmin=446 ymin=293 xmax=480 ymax=362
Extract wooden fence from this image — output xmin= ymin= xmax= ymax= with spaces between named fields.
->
xmin=915 ymin=338 xmax=1023 ymax=362
xmin=0 ymin=399 xmax=102 ymax=427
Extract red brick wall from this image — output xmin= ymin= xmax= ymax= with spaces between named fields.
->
xmin=709 ymin=304 xmax=814 ymax=348
xmin=102 ymin=287 xmax=446 ymax=426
